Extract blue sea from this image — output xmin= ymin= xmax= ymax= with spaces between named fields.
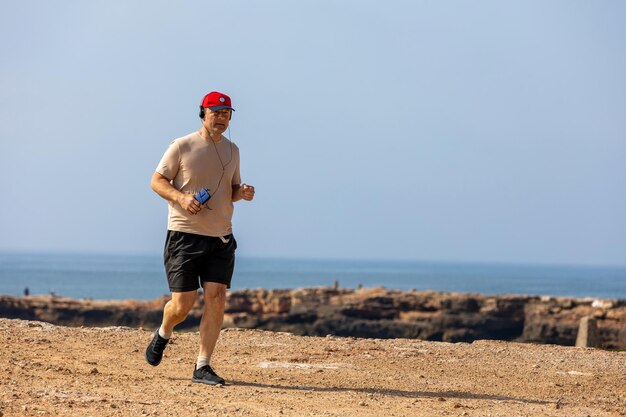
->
xmin=0 ymin=251 xmax=624 ymax=300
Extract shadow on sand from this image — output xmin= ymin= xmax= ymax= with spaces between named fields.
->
xmin=169 ymin=377 xmax=551 ymax=405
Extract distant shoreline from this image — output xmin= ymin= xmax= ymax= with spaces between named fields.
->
xmin=4 ymin=284 xmax=626 ymax=303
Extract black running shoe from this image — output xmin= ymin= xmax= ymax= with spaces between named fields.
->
xmin=144 ymin=330 xmax=169 ymax=366
xmin=192 ymin=364 xmax=225 ymax=385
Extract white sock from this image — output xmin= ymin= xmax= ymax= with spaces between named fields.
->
xmin=158 ymin=326 xmax=172 ymax=340
xmin=196 ymin=356 xmax=210 ymax=369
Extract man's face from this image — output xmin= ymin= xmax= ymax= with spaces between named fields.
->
xmin=203 ymin=108 xmax=231 ymax=134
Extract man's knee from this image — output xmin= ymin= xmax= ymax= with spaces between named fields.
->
xmin=203 ymin=284 xmax=226 ymax=305
xmin=173 ymin=303 xmax=193 ymax=318
xmin=169 ymin=297 xmax=195 ymax=319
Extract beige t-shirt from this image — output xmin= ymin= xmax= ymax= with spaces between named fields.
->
xmin=156 ymin=131 xmax=241 ymax=237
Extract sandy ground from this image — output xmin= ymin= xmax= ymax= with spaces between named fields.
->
xmin=0 ymin=318 xmax=624 ymax=417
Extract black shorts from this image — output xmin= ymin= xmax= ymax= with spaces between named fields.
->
xmin=163 ymin=230 xmax=237 ymax=292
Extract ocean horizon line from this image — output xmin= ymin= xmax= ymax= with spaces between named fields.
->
xmin=1 ymin=248 xmax=625 ymax=271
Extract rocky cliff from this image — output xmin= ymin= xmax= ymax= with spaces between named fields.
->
xmin=1 ymin=287 xmax=624 ymax=349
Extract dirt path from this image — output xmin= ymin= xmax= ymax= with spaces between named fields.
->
xmin=1 ymin=318 xmax=624 ymax=416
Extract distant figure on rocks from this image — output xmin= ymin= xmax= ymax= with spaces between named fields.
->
xmin=23 ymin=287 xmax=29 ymax=297
xmin=145 ymin=91 xmax=255 ymax=386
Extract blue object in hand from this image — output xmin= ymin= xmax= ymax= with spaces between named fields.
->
xmin=195 ymin=188 xmax=211 ymax=204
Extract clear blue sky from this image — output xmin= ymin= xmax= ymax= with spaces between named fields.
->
xmin=1 ymin=1 xmax=624 ymax=266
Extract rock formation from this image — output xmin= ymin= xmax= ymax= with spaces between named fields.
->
xmin=1 ymin=287 xmax=624 ymax=349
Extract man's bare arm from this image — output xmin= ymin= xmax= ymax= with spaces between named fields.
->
xmin=151 ymin=172 xmax=202 ymax=215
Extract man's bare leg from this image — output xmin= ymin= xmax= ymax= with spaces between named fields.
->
xmin=191 ymin=282 xmax=227 ymax=384
xmin=161 ymin=290 xmax=198 ymax=335
xmin=146 ymin=289 xmax=197 ymax=366
xmin=198 ymin=282 xmax=227 ymax=360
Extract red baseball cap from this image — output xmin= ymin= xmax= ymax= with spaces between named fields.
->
xmin=200 ymin=91 xmax=235 ymax=111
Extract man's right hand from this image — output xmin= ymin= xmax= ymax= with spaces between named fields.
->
xmin=177 ymin=193 xmax=203 ymax=215
xmin=151 ymin=172 xmax=203 ymax=215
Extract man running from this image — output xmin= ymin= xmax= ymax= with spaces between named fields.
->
xmin=145 ymin=91 xmax=255 ymax=385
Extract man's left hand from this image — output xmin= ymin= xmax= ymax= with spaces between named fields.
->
xmin=241 ymin=184 xmax=255 ymax=201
